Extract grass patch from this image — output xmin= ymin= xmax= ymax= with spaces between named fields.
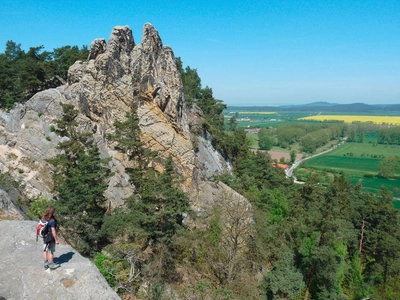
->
xmin=303 ymin=156 xmax=381 ymax=176
xmin=348 ymin=176 xmax=400 ymax=195
xmin=330 ymin=142 xmax=400 ymax=158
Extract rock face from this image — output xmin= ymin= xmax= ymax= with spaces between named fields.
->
xmin=0 ymin=189 xmax=24 ymax=220
xmin=0 ymin=23 xmax=230 ymax=208
xmin=0 ymin=220 xmax=120 ymax=300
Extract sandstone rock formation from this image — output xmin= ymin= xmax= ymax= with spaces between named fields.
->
xmin=0 ymin=23 xmax=230 ymax=209
xmin=0 ymin=220 xmax=120 ymax=300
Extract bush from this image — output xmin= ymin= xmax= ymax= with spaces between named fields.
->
xmin=93 ymin=252 xmax=117 ymax=288
xmin=363 ymin=174 xmax=375 ymax=178
xmin=29 ymin=195 xmax=52 ymax=219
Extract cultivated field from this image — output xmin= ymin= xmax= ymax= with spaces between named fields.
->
xmin=299 ymin=115 xmax=400 ymax=125
xmin=303 ymin=155 xmax=381 ymax=176
xmin=302 ymin=141 xmax=400 ymax=194
xmin=331 ymin=141 xmax=400 ymax=158
xmin=226 ymin=107 xmax=400 ymax=204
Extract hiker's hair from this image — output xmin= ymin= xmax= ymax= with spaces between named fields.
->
xmin=43 ymin=206 xmax=55 ymax=221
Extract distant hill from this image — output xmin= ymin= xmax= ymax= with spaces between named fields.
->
xmin=228 ymin=102 xmax=400 ymax=113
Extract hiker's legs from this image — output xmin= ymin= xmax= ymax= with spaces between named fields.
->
xmin=42 ymin=243 xmax=49 ymax=261
xmin=47 ymin=242 xmax=56 ymax=263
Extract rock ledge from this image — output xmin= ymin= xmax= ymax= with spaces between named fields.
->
xmin=0 ymin=220 xmax=120 ymax=300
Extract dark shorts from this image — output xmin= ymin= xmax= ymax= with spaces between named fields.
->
xmin=43 ymin=242 xmax=56 ymax=253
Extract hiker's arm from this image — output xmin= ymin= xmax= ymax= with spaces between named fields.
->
xmin=51 ymin=227 xmax=59 ymax=244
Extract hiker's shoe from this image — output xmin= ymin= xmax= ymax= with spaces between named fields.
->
xmin=48 ymin=262 xmax=60 ymax=269
xmin=44 ymin=261 xmax=49 ymax=270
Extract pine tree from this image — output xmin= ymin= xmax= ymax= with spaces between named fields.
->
xmin=130 ymin=156 xmax=190 ymax=245
xmin=105 ymin=107 xmax=190 ymax=247
xmin=47 ymin=103 xmax=111 ymax=255
xmin=108 ymin=107 xmax=156 ymax=190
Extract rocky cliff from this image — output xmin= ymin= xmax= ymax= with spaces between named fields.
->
xmin=0 ymin=220 xmax=121 ymax=300
xmin=0 ymin=23 xmax=231 ymax=211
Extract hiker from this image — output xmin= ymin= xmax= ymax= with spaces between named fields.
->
xmin=42 ymin=206 xmax=59 ymax=269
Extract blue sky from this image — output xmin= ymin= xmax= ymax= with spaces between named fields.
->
xmin=1 ymin=0 xmax=399 ymax=106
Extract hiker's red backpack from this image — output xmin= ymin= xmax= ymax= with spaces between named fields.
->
xmin=36 ymin=219 xmax=49 ymax=241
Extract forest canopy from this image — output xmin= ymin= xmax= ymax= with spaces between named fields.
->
xmin=0 ymin=40 xmax=88 ymax=109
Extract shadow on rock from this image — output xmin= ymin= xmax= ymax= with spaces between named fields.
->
xmin=55 ymin=251 xmax=75 ymax=265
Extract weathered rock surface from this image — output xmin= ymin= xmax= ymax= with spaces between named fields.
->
xmin=0 ymin=220 xmax=120 ymax=300
xmin=0 ymin=189 xmax=24 ymax=220
xmin=0 ymin=23 xmax=230 ymax=209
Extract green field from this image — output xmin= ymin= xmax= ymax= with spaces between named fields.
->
xmin=303 ymin=156 xmax=381 ymax=175
xmin=224 ymin=110 xmax=323 ymax=129
xmin=348 ymin=176 xmax=400 ymax=195
xmin=303 ymin=141 xmax=400 ymax=197
xmin=329 ymin=141 xmax=400 ymax=158
xmin=235 ymin=119 xmax=322 ymax=129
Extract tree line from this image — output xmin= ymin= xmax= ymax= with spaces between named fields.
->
xmin=0 ymin=41 xmax=88 ymax=109
xmin=255 ymin=123 xmax=346 ymax=154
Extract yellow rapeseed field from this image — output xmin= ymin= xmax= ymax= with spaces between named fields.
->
xmin=299 ymin=115 xmax=400 ymax=125
xmin=239 ymin=112 xmax=276 ymax=115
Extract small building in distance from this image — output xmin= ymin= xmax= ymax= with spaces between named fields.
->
xmin=272 ymin=162 xmax=289 ymax=170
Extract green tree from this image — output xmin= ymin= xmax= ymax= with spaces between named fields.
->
xmin=50 ymin=45 xmax=89 ymax=80
xmin=176 ymin=57 xmax=201 ymax=105
xmin=5 ymin=40 xmax=23 ymax=60
xmin=378 ymin=156 xmax=398 ymax=178
xmin=258 ymin=128 xmax=270 ymax=139
xmin=47 ymin=103 xmax=111 ymax=255
xmin=0 ymin=41 xmax=88 ymax=109
xmin=293 ymin=176 xmax=355 ymax=300
xmin=127 ymin=156 xmax=190 ymax=246
xmin=290 ymin=150 xmax=296 ymax=163
xmin=262 ymin=247 xmax=305 ymax=299
xmin=104 ymin=106 xmax=189 ymax=246
xmin=228 ymin=116 xmax=238 ymax=131
xmin=300 ymin=134 xmax=317 ymax=153
xmin=348 ymin=129 xmax=356 ymax=142
xmin=258 ymin=135 xmax=274 ymax=150
xmin=107 ymin=107 xmax=156 ymax=189
xmin=359 ymin=131 xmax=365 ymax=143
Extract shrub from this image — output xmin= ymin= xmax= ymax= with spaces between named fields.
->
xmin=29 ymin=195 xmax=53 ymax=219
xmin=93 ymin=252 xmax=117 ymax=288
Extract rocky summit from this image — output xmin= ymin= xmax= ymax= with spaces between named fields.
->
xmin=0 ymin=220 xmax=120 ymax=300
xmin=0 ymin=23 xmax=231 ymax=211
